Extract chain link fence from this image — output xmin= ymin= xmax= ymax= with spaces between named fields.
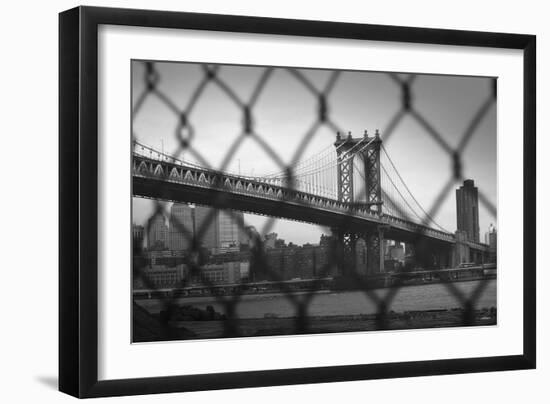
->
xmin=131 ymin=60 xmax=497 ymax=342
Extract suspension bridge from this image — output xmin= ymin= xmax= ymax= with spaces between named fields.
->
xmin=132 ymin=130 xmax=490 ymax=275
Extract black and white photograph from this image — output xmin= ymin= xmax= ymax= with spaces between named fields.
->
xmin=0 ymin=0 xmax=544 ymax=401
xmin=131 ymin=60 xmax=497 ymax=342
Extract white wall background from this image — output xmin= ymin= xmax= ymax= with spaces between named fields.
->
xmin=0 ymin=0 xmax=546 ymax=402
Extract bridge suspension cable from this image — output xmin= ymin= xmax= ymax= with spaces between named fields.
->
xmin=279 ymin=137 xmax=378 ymax=199
xmin=264 ymin=137 xmax=355 ymax=179
xmin=380 ymin=145 xmax=450 ymax=232
xmin=278 ymin=136 xmax=374 ymax=180
xmin=350 ymin=158 xmax=421 ymax=221
xmin=133 ymin=140 xmax=207 ymax=170
xmin=264 ymin=144 xmax=335 ymax=178
xmin=380 ymin=162 xmax=425 ymax=221
xmin=134 ymin=140 xmax=280 ymax=183
xmin=259 ymin=136 xmax=372 ymax=198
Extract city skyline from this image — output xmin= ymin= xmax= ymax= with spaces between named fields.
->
xmin=136 ymin=202 xmax=250 ymax=253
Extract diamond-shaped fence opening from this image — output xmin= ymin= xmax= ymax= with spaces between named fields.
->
xmin=131 ymin=60 xmax=497 ymax=342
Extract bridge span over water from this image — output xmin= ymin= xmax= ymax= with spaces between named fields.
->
xmin=132 ymin=132 xmax=490 ymax=275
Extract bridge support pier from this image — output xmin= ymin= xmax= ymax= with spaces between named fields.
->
xmin=365 ymin=226 xmax=385 ymax=276
xmin=332 ymin=229 xmax=356 ymax=277
xmin=452 ymin=230 xmax=470 ymax=267
xmin=333 ymin=226 xmax=385 ymax=277
xmin=342 ymin=232 xmax=358 ymax=277
xmin=366 ymin=232 xmax=379 ymax=276
xmin=402 ymin=237 xmax=451 ymax=270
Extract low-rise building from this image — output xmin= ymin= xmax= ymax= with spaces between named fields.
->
xmin=134 ymin=264 xmax=187 ymax=289
xmin=191 ymin=261 xmax=247 ymax=285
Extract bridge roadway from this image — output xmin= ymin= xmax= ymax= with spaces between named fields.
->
xmin=132 ymin=153 xmax=489 ymax=253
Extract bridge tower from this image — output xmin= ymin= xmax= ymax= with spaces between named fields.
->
xmin=334 ymin=131 xmax=355 ymax=203
xmin=334 ymin=130 xmax=383 ymax=213
xmin=334 ymin=130 xmax=384 ymax=276
xmin=362 ymin=129 xmax=383 ymax=216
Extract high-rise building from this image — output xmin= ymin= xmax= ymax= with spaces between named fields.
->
xmin=456 ymin=179 xmax=480 ymax=242
xmin=193 ymin=206 xmax=245 ymax=254
xmin=487 ymin=224 xmax=497 ymax=263
xmin=132 ymin=224 xmax=144 ymax=249
xmin=169 ymin=203 xmax=194 ymax=251
xmin=217 ymin=210 xmax=243 ymax=253
xmin=194 ymin=206 xmax=218 ymax=251
xmin=147 ymin=213 xmax=168 ymax=250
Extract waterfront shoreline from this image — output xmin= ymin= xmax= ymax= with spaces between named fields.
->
xmin=134 ymin=273 xmax=496 ymax=301
xmin=134 ymin=305 xmax=497 ymax=342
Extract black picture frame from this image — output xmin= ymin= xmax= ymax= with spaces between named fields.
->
xmin=59 ymin=5 xmax=536 ymax=398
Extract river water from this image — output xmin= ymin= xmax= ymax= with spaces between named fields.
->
xmin=137 ymin=279 xmax=496 ymax=319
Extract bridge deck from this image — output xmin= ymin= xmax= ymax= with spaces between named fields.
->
xmin=132 ymin=153 xmax=489 ymax=251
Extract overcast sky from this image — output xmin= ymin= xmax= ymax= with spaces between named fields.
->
xmin=132 ymin=60 xmax=497 ymax=245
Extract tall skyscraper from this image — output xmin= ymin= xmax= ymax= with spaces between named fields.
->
xmin=132 ymin=224 xmax=144 ymax=242
xmin=147 ymin=213 xmax=168 ymax=250
xmin=193 ymin=206 xmax=244 ymax=254
xmin=194 ymin=205 xmax=219 ymax=251
xmin=132 ymin=224 xmax=145 ymax=250
xmin=487 ymin=224 xmax=497 ymax=262
xmin=169 ymin=203 xmax=194 ymax=251
xmin=456 ymin=179 xmax=480 ymax=242
xmin=217 ymin=210 xmax=243 ymax=253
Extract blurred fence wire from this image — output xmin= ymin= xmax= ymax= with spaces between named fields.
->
xmin=131 ymin=60 xmax=497 ymax=342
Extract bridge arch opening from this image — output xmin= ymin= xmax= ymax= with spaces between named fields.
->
xmin=169 ymin=167 xmax=180 ymax=179
xmin=183 ymin=170 xmax=194 ymax=181
xmin=153 ymin=164 xmax=165 ymax=176
xmin=137 ymin=161 xmax=149 ymax=175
